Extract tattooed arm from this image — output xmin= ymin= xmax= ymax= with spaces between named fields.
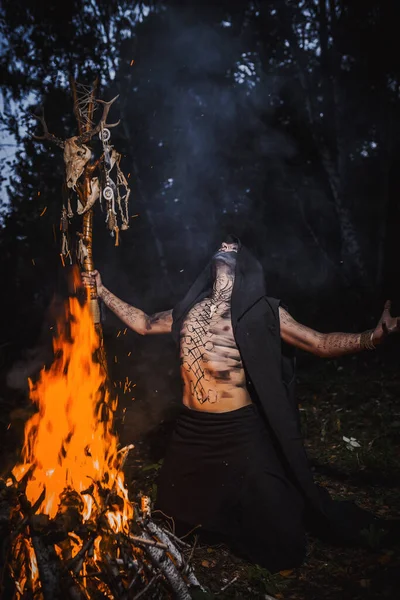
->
xmin=279 ymin=307 xmax=365 ymax=358
xmin=100 ymin=287 xmax=173 ymax=335
xmin=278 ymin=302 xmax=400 ymax=357
xmin=81 ymin=271 xmax=173 ymax=335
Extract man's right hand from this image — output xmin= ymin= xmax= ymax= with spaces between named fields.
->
xmin=80 ymin=272 xmax=173 ymax=335
xmin=81 ymin=270 xmax=104 ymax=297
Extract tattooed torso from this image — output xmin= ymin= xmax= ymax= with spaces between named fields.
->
xmin=179 ymin=295 xmax=252 ymax=412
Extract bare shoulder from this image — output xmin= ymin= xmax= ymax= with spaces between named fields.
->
xmin=145 ymin=309 xmax=173 ymax=335
xmin=278 ymin=305 xmax=321 ymax=353
xmin=278 ymin=305 xmax=295 ymax=325
xmin=278 ymin=305 xmax=310 ymax=333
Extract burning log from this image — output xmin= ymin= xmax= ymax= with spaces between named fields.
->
xmin=2 ymin=490 xmax=203 ymax=599
xmin=30 ymin=531 xmax=64 ymax=600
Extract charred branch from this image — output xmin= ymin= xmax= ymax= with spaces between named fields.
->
xmin=2 ymin=485 xmax=202 ymax=599
xmin=30 ymin=533 xmax=63 ymax=600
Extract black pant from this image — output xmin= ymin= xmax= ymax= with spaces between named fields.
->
xmin=156 ymin=404 xmax=306 ymax=572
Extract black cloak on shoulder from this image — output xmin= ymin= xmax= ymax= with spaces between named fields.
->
xmin=171 ymin=237 xmax=381 ymax=545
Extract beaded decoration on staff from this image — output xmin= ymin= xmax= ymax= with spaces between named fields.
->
xmin=32 ymin=79 xmax=131 ymax=325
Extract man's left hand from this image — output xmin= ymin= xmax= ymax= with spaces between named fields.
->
xmin=373 ymin=300 xmax=400 ymax=345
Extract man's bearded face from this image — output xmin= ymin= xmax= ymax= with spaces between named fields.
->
xmin=212 ymin=241 xmax=239 ymax=269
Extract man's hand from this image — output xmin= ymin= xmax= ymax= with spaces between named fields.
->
xmin=80 ymin=272 xmax=173 ymax=335
xmin=372 ymin=300 xmax=400 ymax=345
xmin=81 ymin=270 xmax=104 ymax=298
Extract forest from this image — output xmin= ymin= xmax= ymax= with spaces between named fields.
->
xmin=0 ymin=1 xmax=400 ymax=598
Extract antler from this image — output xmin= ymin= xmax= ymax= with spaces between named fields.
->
xmin=75 ymin=95 xmax=120 ymax=145
xmin=31 ymin=108 xmax=65 ymax=148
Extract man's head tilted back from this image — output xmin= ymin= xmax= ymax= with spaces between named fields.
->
xmin=211 ymin=235 xmax=239 ymax=280
xmin=215 ymin=234 xmax=239 ymax=255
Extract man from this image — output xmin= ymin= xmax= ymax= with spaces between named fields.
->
xmin=82 ymin=236 xmax=399 ymax=572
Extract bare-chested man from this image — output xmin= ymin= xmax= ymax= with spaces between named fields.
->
xmin=82 ymin=237 xmax=399 ymax=571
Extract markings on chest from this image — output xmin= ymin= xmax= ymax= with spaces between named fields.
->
xmin=181 ymin=299 xmax=232 ymax=349
xmin=179 ymin=299 xmax=242 ymax=404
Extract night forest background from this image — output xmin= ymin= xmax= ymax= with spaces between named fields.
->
xmin=1 ymin=1 xmax=400 ymax=598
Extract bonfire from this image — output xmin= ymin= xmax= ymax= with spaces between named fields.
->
xmin=0 ymin=270 xmax=201 ymax=599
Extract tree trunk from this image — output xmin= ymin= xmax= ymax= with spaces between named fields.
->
xmin=272 ymin=0 xmax=368 ymax=286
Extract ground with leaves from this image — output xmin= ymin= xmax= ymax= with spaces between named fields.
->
xmin=127 ymin=350 xmax=400 ymax=600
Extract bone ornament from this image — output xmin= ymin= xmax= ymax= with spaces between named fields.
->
xmin=76 ymin=177 xmax=100 ymax=215
xmin=32 ymin=85 xmax=131 ymax=264
xmin=63 ymin=137 xmax=92 ymax=190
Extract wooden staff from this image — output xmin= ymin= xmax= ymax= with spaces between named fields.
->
xmin=33 ymin=79 xmax=121 ymax=368
xmin=70 ymin=79 xmax=101 ymax=323
xmin=69 ymin=79 xmax=114 ymax=376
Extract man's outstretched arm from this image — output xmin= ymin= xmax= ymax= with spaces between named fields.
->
xmin=81 ymin=271 xmax=173 ymax=335
xmin=278 ymin=301 xmax=400 ymax=358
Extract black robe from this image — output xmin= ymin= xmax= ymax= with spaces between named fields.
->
xmin=170 ymin=237 xmax=386 ymax=546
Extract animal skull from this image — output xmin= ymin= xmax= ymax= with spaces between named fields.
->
xmin=77 ymin=177 xmax=100 ymax=215
xmin=63 ymin=137 xmax=91 ymax=189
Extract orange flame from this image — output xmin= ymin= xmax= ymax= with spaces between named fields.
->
xmin=11 ymin=268 xmax=133 ymax=531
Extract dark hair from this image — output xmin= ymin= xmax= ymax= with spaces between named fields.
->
xmin=222 ymin=233 xmax=239 ymax=244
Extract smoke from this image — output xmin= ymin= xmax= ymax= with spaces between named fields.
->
xmin=132 ymin=8 xmax=296 ymax=271
xmin=6 ymin=345 xmax=51 ymax=392
xmin=6 ymin=295 xmax=62 ymax=392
